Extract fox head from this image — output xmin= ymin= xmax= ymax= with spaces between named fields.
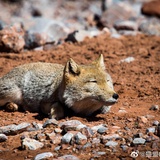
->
xmin=60 ymin=54 xmax=119 ymax=116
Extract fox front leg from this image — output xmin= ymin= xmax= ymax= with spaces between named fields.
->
xmin=49 ymin=102 xmax=65 ymax=120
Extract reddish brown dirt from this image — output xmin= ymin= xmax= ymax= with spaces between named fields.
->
xmin=0 ymin=34 xmax=160 ymax=160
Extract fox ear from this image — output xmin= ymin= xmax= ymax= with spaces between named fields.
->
xmin=95 ymin=54 xmax=105 ymax=70
xmin=65 ymin=58 xmax=80 ymax=75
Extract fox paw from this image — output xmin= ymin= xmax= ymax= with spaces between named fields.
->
xmin=5 ymin=102 xmax=19 ymax=112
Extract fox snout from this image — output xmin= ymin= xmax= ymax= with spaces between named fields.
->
xmin=112 ymin=93 xmax=119 ymax=100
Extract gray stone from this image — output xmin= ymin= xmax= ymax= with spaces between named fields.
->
xmin=57 ymin=155 xmax=79 ymax=160
xmin=132 ymin=138 xmax=146 ymax=145
xmin=54 ymin=146 xmax=61 ymax=151
xmin=139 ymin=19 xmax=160 ymax=36
xmin=153 ymin=121 xmax=159 ymax=126
xmin=119 ymin=57 xmax=135 ymax=63
xmin=101 ymin=134 xmax=121 ymax=143
xmin=114 ymin=20 xmax=138 ymax=31
xmin=105 ymin=141 xmax=118 ymax=147
xmin=146 ymin=127 xmax=156 ymax=133
xmin=120 ymin=144 xmax=128 ymax=152
xmin=74 ymin=132 xmax=87 ymax=145
xmin=150 ymin=105 xmax=159 ymax=111
xmin=0 ymin=122 xmax=31 ymax=135
xmin=61 ymin=132 xmax=74 ymax=144
xmin=81 ymin=127 xmax=94 ymax=138
xmin=0 ymin=23 xmax=25 ymax=52
xmin=59 ymin=120 xmax=83 ymax=132
xmin=43 ymin=118 xmax=58 ymax=128
xmin=91 ymin=124 xmax=107 ymax=132
xmin=82 ymin=142 xmax=92 ymax=149
xmin=97 ymin=152 xmax=106 ymax=156
xmin=97 ymin=126 xmax=108 ymax=134
xmin=0 ymin=134 xmax=8 ymax=142
xmin=92 ymin=138 xmax=101 ymax=144
xmin=22 ymin=138 xmax=44 ymax=150
xmin=34 ymin=152 xmax=53 ymax=160
xmin=32 ymin=122 xmax=43 ymax=130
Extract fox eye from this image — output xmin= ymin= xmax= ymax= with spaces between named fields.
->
xmin=88 ymin=79 xmax=97 ymax=83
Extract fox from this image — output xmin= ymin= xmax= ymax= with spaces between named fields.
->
xmin=0 ymin=54 xmax=118 ymax=119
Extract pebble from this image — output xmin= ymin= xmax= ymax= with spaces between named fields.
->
xmin=91 ymin=124 xmax=107 ymax=132
xmin=101 ymin=134 xmax=121 ymax=143
xmin=61 ymin=132 xmax=74 ymax=144
xmin=54 ymin=145 xmax=61 ymax=151
xmin=82 ymin=142 xmax=92 ymax=150
xmin=32 ymin=122 xmax=43 ymax=130
xmin=0 ymin=122 xmax=31 ymax=135
xmin=74 ymin=132 xmax=87 ymax=145
xmin=34 ymin=152 xmax=53 ymax=160
xmin=81 ymin=127 xmax=94 ymax=138
xmin=139 ymin=19 xmax=160 ymax=36
xmin=132 ymin=138 xmax=146 ymax=145
xmin=105 ymin=141 xmax=118 ymax=147
xmin=92 ymin=138 xmax=101 ymax=144
xmin=120 ymin=144 xmax=128 ymax=152
xmin=0 ymin=134 xmax=8 ymax=142
xmin=0 ymin=23 xmax=25 ymax=52
xmin=45 ymin=132 xmax=56 ymax=140
xmin=36 ymin=133 xmax=46 ymax=142
xmin=22 ymin=138 xmax=44 ymax=150
xmin=118 ymin=109 xmax=127 ymax=113
xmin=152 ymin=121 xmax=159 ymax=126
xmin=97 ymin=126 xmax=108 ymax=134
xmin=57 ymin=155 xmax=79 ymax=160
xmin=43 ymin=118 xmax=58 ymax=128
xmin=138 ymin=116 xmax=148 ymax=124
xmin=119 ymin=57 xmax=135 ymax=63
xmin=146 ymin=127 xmax=156 ymax=134
xmin=114 ymin=20 xmax=138 ymax=31
xmin=150 ymin=105 xmax=159 ymax=111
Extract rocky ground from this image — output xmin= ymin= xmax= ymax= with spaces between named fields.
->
xmin=0 ymin=0 xmax=159 ymax=160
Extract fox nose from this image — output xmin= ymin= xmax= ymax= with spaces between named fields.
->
xmin=112 ymin=93 xmax=119 ymax=100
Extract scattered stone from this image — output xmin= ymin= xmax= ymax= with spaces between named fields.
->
xmin=97 ymin=151 xmax=106 ymax=156
xmin=101 ymin=134 xmax=121 ymax=143
xmin=118 ymin=109 xmax=127 ymax=113
xmin=34 ymin=152 xmax=53 ymax=160
xmin=0 ymin=122 xmax=31 ymax=135
xmin=59 ymin=120 xmax=83 ymax=132
xmin=61 ymin=132 xmax=74 ymax=144
xmin=54 ymin=128 xmax=62 ymax=134
xmin=92 ymin=138 xmax=101 ymax=144
xmin=74 ymin=132 xmax=87 ymax=145
xmin=0 ymin=134 xmax=8 ymax=142
xmin=138 ymin=116 xmax=148 ymax=124
xmin=46 ymin=132 xmax=56 ymax=141
xmin=141 ymin=0 xmax=160 ymax=17
xmin=51 ymin=135 xmax=62 ymax=144
xmin=145 ymin=115 xmax=155 ymax=119
xmin=0 ymin=23 xmax=25 ymax=52
xmin=146 ymin=132 xmax=159 ymax=142
xmin=21 ymin=138 xmax=44 ymax=150
xmin=132 ymin=138 xmax=146 ymax=145
xmin=43 ymin=118 xmax=58 ymax=128
xmin=91 ymin=124 xmax=107 ymax=132
xmin=36 ymin=133 xmax=46 ymax=142
xmin=153 ymin=121 xmax=159 ymax=126
xmin=82 ymin=142 xmax=92 ymax=150
xmin=146 ymin=127 xmax=156 ymax=134
xmin=150 ymin=105 xmax=159 ymax=111
xmin=54 ymin=145 xmax=61 ymax=151
xmin=119 ymin=57 xmax=135 ymax=63
xmin=120 ymin=144 xmax=128 ymax=152
xmin=57 ymin=155 xmax=79 ymax=160
xmin=81 ymin=127 xmax=94 ymax=138
xmin=105 ymin=141 xmax=118 ymax=147
xmin=97 ymin=126 xmax=108 ymax=134
xmin=139 ymin=19 xmax=160 ymax=36
xmin=32 ymin=122 xmax=43 ymax=130
xmin=114 ymin=20 xmax=138 ymax=31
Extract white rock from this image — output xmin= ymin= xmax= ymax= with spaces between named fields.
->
xmin=34 ymin=152 xmax=53 ymax=160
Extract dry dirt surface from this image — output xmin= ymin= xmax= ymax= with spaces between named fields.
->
xmin=0 ymin=34 xmax=160 ymax=160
